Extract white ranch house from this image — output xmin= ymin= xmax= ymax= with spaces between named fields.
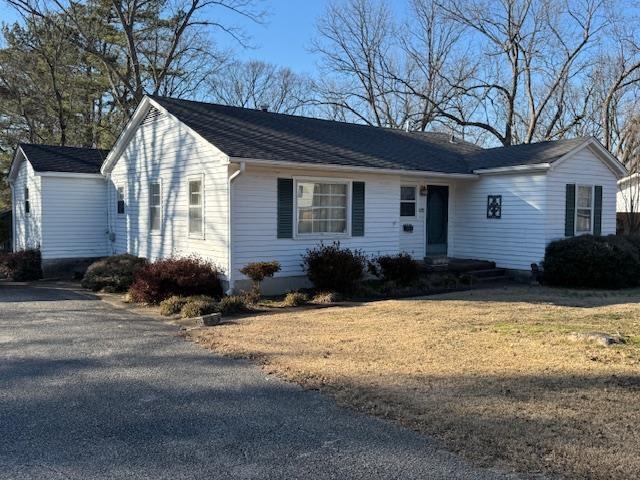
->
xmin=10 ymin=96 xmax=628 ymax=291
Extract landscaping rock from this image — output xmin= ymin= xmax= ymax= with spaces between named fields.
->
xmin=567 ymin=332 xmax=626 ymax=347
xmin=198 ymin=312 xmax=222 ymax=326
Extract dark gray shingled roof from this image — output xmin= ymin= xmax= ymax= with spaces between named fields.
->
xmin=150 ymin=96 xmax=482 ymax=174
xmin=150 ymin=96 xmax=605 ymax=174
xmin=465 ymin=137 xmax=588 ymax=171
xmin=19 ymin=143 xmax=108 ymax=174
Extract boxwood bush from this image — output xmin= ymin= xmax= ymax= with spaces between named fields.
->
xmin=0 ymin=249 xmax=42 ymax=281
xmin=129 ymin=256 xmax=223 ymax=304
xmin=81 ymin=254 xmax=147 ymax=292
xmin=543 ymin=235 xmax=640 ymax=288
xmin=302 ymin=242 xmax=366 ymax=293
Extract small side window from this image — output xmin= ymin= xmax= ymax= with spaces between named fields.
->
xmin=150 ymin=182 xmax=161 ymax=232
xmin=24 ymin=186 xmax=30 ymax=214
xmin=188 ymin=178 xmax=204 ymax=237
xmin=400 ymin=186 xmax=416 ymax=217
xmin=117 ymin=186 xmax=125 ymax=215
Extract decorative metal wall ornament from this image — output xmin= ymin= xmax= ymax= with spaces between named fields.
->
xmin=487 ymin=195 xmax=502 ymax=219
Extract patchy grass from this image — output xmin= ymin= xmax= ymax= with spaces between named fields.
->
xmin=189 ymin=286 xmax=640 ymax=480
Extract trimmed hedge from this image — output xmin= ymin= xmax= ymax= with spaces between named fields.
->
xmin=129 ymin=256 xmax=223 ymax=304
xmin=0 ymin=249 xmax=42 ymax=281
xmin=543 ymin=235 xmax=640 ymax=288
xmin=81 ymin=254 xmax=148 ymax=292
xmin=302 ymin=242 xmax=366 ymax=294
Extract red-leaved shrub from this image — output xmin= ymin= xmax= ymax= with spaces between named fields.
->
xmin=129 ymin=256 xmax=223 ymax=304
xmin=0 ymin=249 xmax=42 ymax=281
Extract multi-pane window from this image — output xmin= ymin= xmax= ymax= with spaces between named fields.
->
xmin=117 ymin=186 xmax=125 ymax=214
xmin=149 ymin=182 xmax=161 ymax=231
xmin=576 ymin=185 xmax=593 ymax=233
xmin=400 ymin=186 xmax=416 ymax=217
xmin=188 ymin=179 xmax=203 ymax=237
xmin=297 ymin=181 xmax=348 ymax=235
xmin=24 ymin=186 xmax=30 ymax=214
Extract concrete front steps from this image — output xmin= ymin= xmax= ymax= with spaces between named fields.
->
xmin=423 ymin=257 xmax=511 ymax=284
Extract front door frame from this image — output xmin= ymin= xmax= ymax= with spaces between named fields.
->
xmin=425 ymin=183 xmax=451 ymax=257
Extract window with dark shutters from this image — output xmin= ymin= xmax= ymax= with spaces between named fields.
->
xmin=352 ymin=181 xmax=365 ymax=236
xmin=277 ymin=178 xmax=293 ymax=239
xmin=565 ymin=184 xmax=575 ymax=237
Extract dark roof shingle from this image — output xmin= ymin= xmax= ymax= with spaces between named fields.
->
xmin=150 ymin=96 xmax=482 ymax=174
xmin=465 ymin=137 xmax=587 ymax=171
xmin=19 ymin=143 xmax=108 ymax=174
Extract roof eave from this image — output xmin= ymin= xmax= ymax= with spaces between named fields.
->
xmin=472 ymin=163 xmax=551 ymax=175
xmin=7 ymin=146 xmax=27 ymax=184
xmin=549 ymin=137 xmax=628 ymax=179
xmin=227 ymin=156 xmax=479 ymax=179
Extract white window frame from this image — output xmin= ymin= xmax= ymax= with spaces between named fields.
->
xmin=400 ymin=185 xmax=418 ymax=218
xmin=116 ymin=185 xmax=125 ymax=215
xmin=149 ymin=180 xmax=162 ymax=234
xmin=575 ymin=184 xmax=594 ymax=235
xmin=293 ymin=177 xmax=352 ymax=239
xmin=187 ymin=174 xmax=205 ymax=239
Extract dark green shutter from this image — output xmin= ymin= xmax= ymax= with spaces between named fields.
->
xmin=352 ymin=181 xmax=365 ymax=236
xmin=565 ymin=184 xmax=575 ymax=237
xmin=593 ymin=185 xmax=603 ymax=236
xmin=277 ymin=178 xmax=293 ymax=238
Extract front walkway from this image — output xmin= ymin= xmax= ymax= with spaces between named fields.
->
xmin=0 ymin=282 xmax=525 ymax=479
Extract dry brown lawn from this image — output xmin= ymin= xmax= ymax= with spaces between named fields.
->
xmin=188 ymin=286 xmax=640 ymax=480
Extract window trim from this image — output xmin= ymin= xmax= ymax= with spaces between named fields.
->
xmin=187 ymin=174 xmax=205 ymax=239
xmin=149 ymin=180 xmax=162 ymax=234
xmin=293 ymin=176 xmax=352 ymax=239
xmin=575 ymin=184 xmax=594 ymax=235
xmin=400 ymin=185 xmax=418 ymax=218
xmin=116 ymin=185 xmax=125 ymax=215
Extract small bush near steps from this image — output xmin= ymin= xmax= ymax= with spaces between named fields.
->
xmin=0 ymin=249 xmax=42 ymax=281
xmin=283 ymin=291 xmax=309 ymax=307
xmin=368 ymin=253 xmax=421 ymax=285
xmin=82 ymin=254 xmax=147 ymax=292
xmin=129 ymin=256 xmax=223 ymax=304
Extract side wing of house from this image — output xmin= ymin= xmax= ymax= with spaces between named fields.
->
xmin=449 ymin=172 xmax=547 ymax=270
xmin=12 ymin=158 xmax=42 ymax=252
xmin=39 ymin=176 xmax=108 ymax=260
xmin=107 ymin=105 xmax=230 ymax=279
xmin=545 ymin=145 xmax=618 ymax=242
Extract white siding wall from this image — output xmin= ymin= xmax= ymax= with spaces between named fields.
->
xmin=231 ymin=165 xmax=404 ymax=281
xmin=12 ymin=160 xmax=42 ymax=251
xmin=450 ymin=173 xmax=547 ymax=270
xmin=40 ymin=176 xmax=108 ymax=259
xmin=546 ymin=148 xmax=618 ymax=242
xmin=107 ymin=112 xmax=229 ymax=276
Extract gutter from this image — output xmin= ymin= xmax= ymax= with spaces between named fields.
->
xmin=472 ymin=163 xmax=551 ymax=175
xmin=227 ymin=156 xmax=478 ymax=179
xmin=226 ymin=161 xmax=245 ymax=294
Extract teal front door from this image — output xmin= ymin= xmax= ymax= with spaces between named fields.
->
xmin=426 ymin=185 xmax=449 ymax=256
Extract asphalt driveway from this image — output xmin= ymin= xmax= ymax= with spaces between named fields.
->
xmin=0 ymin=283 xmax=529 ymax=479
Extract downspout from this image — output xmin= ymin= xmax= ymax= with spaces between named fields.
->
xmin=226 ymin=161 xmax=245 ymax=294
xmin=105 ymin=172 xmax=113 ymax=255
xmin=9 ymin=180 xmax=15 ymax=252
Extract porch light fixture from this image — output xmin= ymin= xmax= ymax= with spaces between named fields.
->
xmin=419 ymin=185 xmax=427 ymax=196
